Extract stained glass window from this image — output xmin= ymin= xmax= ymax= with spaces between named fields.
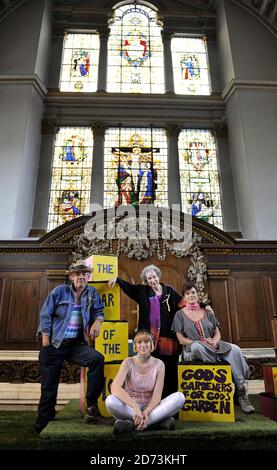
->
xmin=171 ymin=37 xmax=210 ymax=95
xmin=47 ymin=127 xmax=93 ymax=231
xmin=60 ymin=33 xmax=99 ymax=92
xmin=107 ymin=4 xmax=164 ymax=93
xmin=178 ymin=129 xmax=222 ymax=228
xmin=104 ymin=127 xmax=168 ymax=208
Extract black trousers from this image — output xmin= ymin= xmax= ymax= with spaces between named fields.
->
xmin=36 ymin=342 xmax=104 ymax=427
xmin=153 ymin=353 xmax=179 ymax=398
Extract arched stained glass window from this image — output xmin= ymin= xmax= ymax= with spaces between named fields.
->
xmin=47 ymin=127 xmax=93 ymax=231
xmin=178 ymin=129 xmax=222 ymax=228
xmin=171 ymin=37 xmax=210 ymax=95
xmin=60 ymin=33 xmax=99 ymax=92
xmin=107 ymin=3 xmax=164 ymax=93
xmin=104 ymin=127 xmax=168 ymax=207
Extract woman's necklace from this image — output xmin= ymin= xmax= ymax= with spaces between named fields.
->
xmin=184 ymin=304 xmax=203 ymax=322
xmin=186 ymin=303 xmax=200 ymax=311
xmin=137 ymin=353 xmax=151 ymax=363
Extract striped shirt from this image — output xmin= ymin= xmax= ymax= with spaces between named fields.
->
xmin=63 ymin=304 xmax=83 ymax=338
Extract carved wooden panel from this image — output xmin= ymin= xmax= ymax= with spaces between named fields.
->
xmin=269 ymin=277 xmax=277 ymax=317
xmin=0 ymin=273 xmax=46 ymax=349
xmin=0 ymin=277 xmax=5 ymax=345
xmin=0 ymin=217 xmax=277 ymax=353
xmin=228 ymin=274 xmax=273 ymax=347
xmin=0 ymin=277 xmax=3 ymax=329
xmin=209 ymin=279 xmax=232 ymax=343
xmin=6 ymin=280 xmax=42 ymax=342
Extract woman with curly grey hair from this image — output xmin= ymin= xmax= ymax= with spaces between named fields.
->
xmin=140 ymin=265 xmax=162 ymax=284
xmin=108 ymin=264 xmax=182 ymax=397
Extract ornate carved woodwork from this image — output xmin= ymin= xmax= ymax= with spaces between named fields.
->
xmin=0 ymin=360 xmax=80 ymax=383
xmin=0 ymin=358 xmax=267 ymax=382
xmin=0 ymin=211 xmax=276 ymax=354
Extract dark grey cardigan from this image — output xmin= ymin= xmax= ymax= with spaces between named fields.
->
xmin=172 ymin=308 xmax=232 ymax=355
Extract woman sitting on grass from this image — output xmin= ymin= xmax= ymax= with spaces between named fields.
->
xmin=105 ymin=330 xmax=185 ymax=434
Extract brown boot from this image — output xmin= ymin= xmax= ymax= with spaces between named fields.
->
xmin=84 ymin=403 xmax=111 ymax=425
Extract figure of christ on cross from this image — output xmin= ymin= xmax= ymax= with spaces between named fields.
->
xmin=112 ymin=137 xmax=159 ymax=207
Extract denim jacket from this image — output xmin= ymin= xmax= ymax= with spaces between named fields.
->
xmin=37 ymin=284 xmax=104 ymax=348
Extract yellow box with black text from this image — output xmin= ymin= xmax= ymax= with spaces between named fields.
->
xmin=178 ymin=364 xmax=235 ymax=422
xmin=85 ymin=255 xmax=118 ymax=282
xmin=89 ymin=282 xmax=120 ymax=321
xmin=80 ymin=362 xmax=121 ymax=417
xmin=95 ymin=321 xmax=128 ymax=362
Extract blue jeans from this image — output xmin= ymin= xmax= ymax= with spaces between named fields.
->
xmin=36 ymin=341 xmax=104 ymax=427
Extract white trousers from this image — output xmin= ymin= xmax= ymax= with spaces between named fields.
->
xmin=189 ymin=342 xmax=250 ymax=388
xmin=105 ymin=391 xmax=185 ymax=427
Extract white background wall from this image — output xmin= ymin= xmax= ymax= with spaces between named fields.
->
xmin=0 ymin=0 xmax=276 ymax=239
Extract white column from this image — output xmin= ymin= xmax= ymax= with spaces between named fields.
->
xmin=30 ymin=119 xmax=58 ymax=236
xmin=217 ymin=0 xmax=277 ymax=239
xmin=165 ymin=124 xmax=181 ymax=207
xmin=97 ymin=28 xmax=110 ymax=93
xmin=162 ymin=29 xmax=174 ymax=94
xmin=204 ymin=31 xmax=222 ymax=95
xmin=0 ymin=0 xmax=51 ymax=238
xmin=212 ymin=121 xmax=239 ymax=235
xmin=48 ymin=26 xmax=65 ymax=89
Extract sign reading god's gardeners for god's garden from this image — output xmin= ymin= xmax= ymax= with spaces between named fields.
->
xmin=178 ymin=364 xmax=235 ymax=422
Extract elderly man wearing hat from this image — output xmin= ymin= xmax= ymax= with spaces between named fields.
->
xmin=34 ymin=260 xmax=105 ymax=433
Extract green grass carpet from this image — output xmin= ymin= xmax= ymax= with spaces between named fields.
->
xmin=0 ymin=410 xmax=39 ymax=450
xmin=38 ymin=396 xmax=277 ymax=451
xmin=0 ymin=396 xmax=276 ymax=451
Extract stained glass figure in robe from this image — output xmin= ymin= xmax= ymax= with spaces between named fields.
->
xmin=112 ymin=134 xmax=158 ymax=207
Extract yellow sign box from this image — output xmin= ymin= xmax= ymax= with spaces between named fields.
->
xmin=80 ymin=362 xmax=121 ymax=417
xmin=85 ymin=255 xmax=118 ymax=282
xmin=99 ymin=362 xmax=121 ymax=417
xmin=95 ymin=321 xmax=128 ymax=362
xmin=90 ymin=282 xmax=120 ymax=321
xmin=178 ymin=364 xmax=235 ymax=422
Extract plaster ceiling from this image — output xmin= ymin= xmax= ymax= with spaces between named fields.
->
xmin=0 ymin=0 xmax=276 ymax=34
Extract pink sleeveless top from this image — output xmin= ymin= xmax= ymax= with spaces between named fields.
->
xmin=124 ymin=357 xmax=162 ymax=406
